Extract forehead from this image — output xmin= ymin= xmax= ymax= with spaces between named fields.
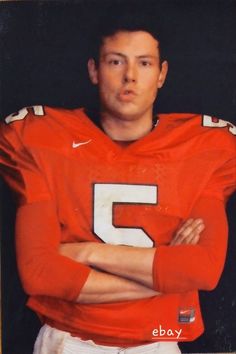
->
xmin=100 ymin=31 xmax=160 ymax=57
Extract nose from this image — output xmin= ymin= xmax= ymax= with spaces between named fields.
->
xmin=123 ymin=63 xmax=137 ymax=83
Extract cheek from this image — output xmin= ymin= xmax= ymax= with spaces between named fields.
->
xmin=142 ymin=77 xmax=159 ymax=98
xmin=98 ymin=75 xmax=119 ymax=104
xmin=141 ymin=70 xmax=160 ymax=87
xmin=99 ymin=70 xmax=121 ymax=90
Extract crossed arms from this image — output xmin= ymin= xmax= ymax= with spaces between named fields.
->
xmin=16 ymin=196 xmax=228 ymax=304
xmin=59 ymin=218 xmax=204 ymax=303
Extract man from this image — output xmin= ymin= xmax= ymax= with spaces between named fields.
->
xmin=0 ymin=12 xmax=236 ymax=354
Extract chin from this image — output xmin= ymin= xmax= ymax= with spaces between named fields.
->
xmin=115 ymin=111 xmax=141 ymax=121
xmin=111 ymin=105 xmax=143 ymax=120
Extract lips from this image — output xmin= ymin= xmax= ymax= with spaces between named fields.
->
xmin=118 ymin=89 xmax=137 ymax=102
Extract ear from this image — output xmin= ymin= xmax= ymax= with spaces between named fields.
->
xmin=88 ymin=58 xmax=98 ymax=85
xmin=157 ymin=60 xmax=168 ymax=88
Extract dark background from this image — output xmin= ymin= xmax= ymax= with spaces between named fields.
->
xmin=0 ymin=1 xmax=236 ymax=353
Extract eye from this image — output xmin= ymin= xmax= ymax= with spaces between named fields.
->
xmin=140 ymin=60 xmax=152 ymax=67
xmin=108 ymin=59 xmax=124 ymax=66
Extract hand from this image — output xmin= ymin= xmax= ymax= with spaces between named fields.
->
xmin=170 ymin=218 xmax=205 ymax=246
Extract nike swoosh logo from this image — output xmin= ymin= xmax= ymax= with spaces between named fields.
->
xmin=72 ymin=139 xmax=92 ymax=148
xmin=180 ymin=310 xmax=192 ymax=314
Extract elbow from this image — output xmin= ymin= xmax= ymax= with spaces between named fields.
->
xmin=198 ymin=250 xmax=225 ymax=291
xmin=153 ymin=245 xmax=225 ymax=293
xmin=17 ymin=254 xmax=88 ymax=300
xmin=19 ymin=265 xmax=49 ymax=296
xmin=200 ymin=277 xmax=218 ymax=291
xmin=17 ymin=254 xmax=58 ymax=296
xmin=21 ymin=280 xmax=40 ymax=296
xmin=199 ymin=268 xmax=222 ymax=291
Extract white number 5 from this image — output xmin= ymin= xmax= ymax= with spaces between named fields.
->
xmin=93 ymin=183 xmax=157 ymax=247
xmin=5 ymin=106 xmax=44 ymax=124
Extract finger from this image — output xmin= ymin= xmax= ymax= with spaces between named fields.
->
xmin=172 ymin=219 xmax=205 ymax=245
xmin=185 ymin=233 xmax=200 ymax=245
xmin=174 ymin=223 xmax=205 ymax=245
xmin=182 ymin=224 xmax=205 ymax=245
xmin=175 ymin=218 xmax=194 ymax=236
xmin=178 ymin=218 xmax=204 ymax=234
xmin=181 ymin=219 xmax=205 ymax=239
xmin=178 ymin=218 xmax=204 ymax=238
xmin=171 ymin=219 xmax=200 ymax=245
xmin=173 ymin=225 xmax=202 ymax=245
xmin=172 ymin=218 xmax=202 ymax=243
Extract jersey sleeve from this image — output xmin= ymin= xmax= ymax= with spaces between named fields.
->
xmin=0 ymin=120 xmax=91 ymax=301
xmin=0 ymin=121 xmax=50 ymax=205
xmin=16 ymin=200 xmax=91 ymax=301
xmin=153 ymin=196 xmax=230 ymax=294
xmin=200 ymin=121 xmax=236 ymax=202
xmin=201 ymin=153 xmax=236 ymax=202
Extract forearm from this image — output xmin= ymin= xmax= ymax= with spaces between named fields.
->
xmin=77 ymin=268 xmax=159 ymax=304
xmin=61 ymin=197 xmax=228 ymax=294
xmin=153 ymin=197 xmax=228 ymax=293
xmin=16 ymin=201 xmax=90 ymax=301
xmin=94 ymin=198 xmax=228 ymax=293
xmin=60 ymin=220 xmax=204 ymax=289
xmin=87 ymin=244 xmax=155 ymax=288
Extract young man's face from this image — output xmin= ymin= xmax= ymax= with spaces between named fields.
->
xmin=88 ymin=30 xmax=168 ymax=121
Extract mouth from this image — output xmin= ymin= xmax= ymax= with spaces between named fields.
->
xmin=118 ymin=89 xmax=137 ymax=102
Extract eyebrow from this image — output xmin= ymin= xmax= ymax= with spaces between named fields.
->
xmin=103 ymin=52 xmax=158 ymax=59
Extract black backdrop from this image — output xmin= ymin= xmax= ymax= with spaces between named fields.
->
xmin=0 ymin=1 xmax=236 ymax=353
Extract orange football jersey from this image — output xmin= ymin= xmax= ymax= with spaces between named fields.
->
xmin=0 ymin=106 xmax=236 ymax=346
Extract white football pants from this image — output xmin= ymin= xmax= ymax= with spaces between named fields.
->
xmin=33 ymin=324 xmax=181 ymax=354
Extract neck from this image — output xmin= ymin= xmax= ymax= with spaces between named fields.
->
xmin=100 ymin=110 xmax=154 ymax=141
